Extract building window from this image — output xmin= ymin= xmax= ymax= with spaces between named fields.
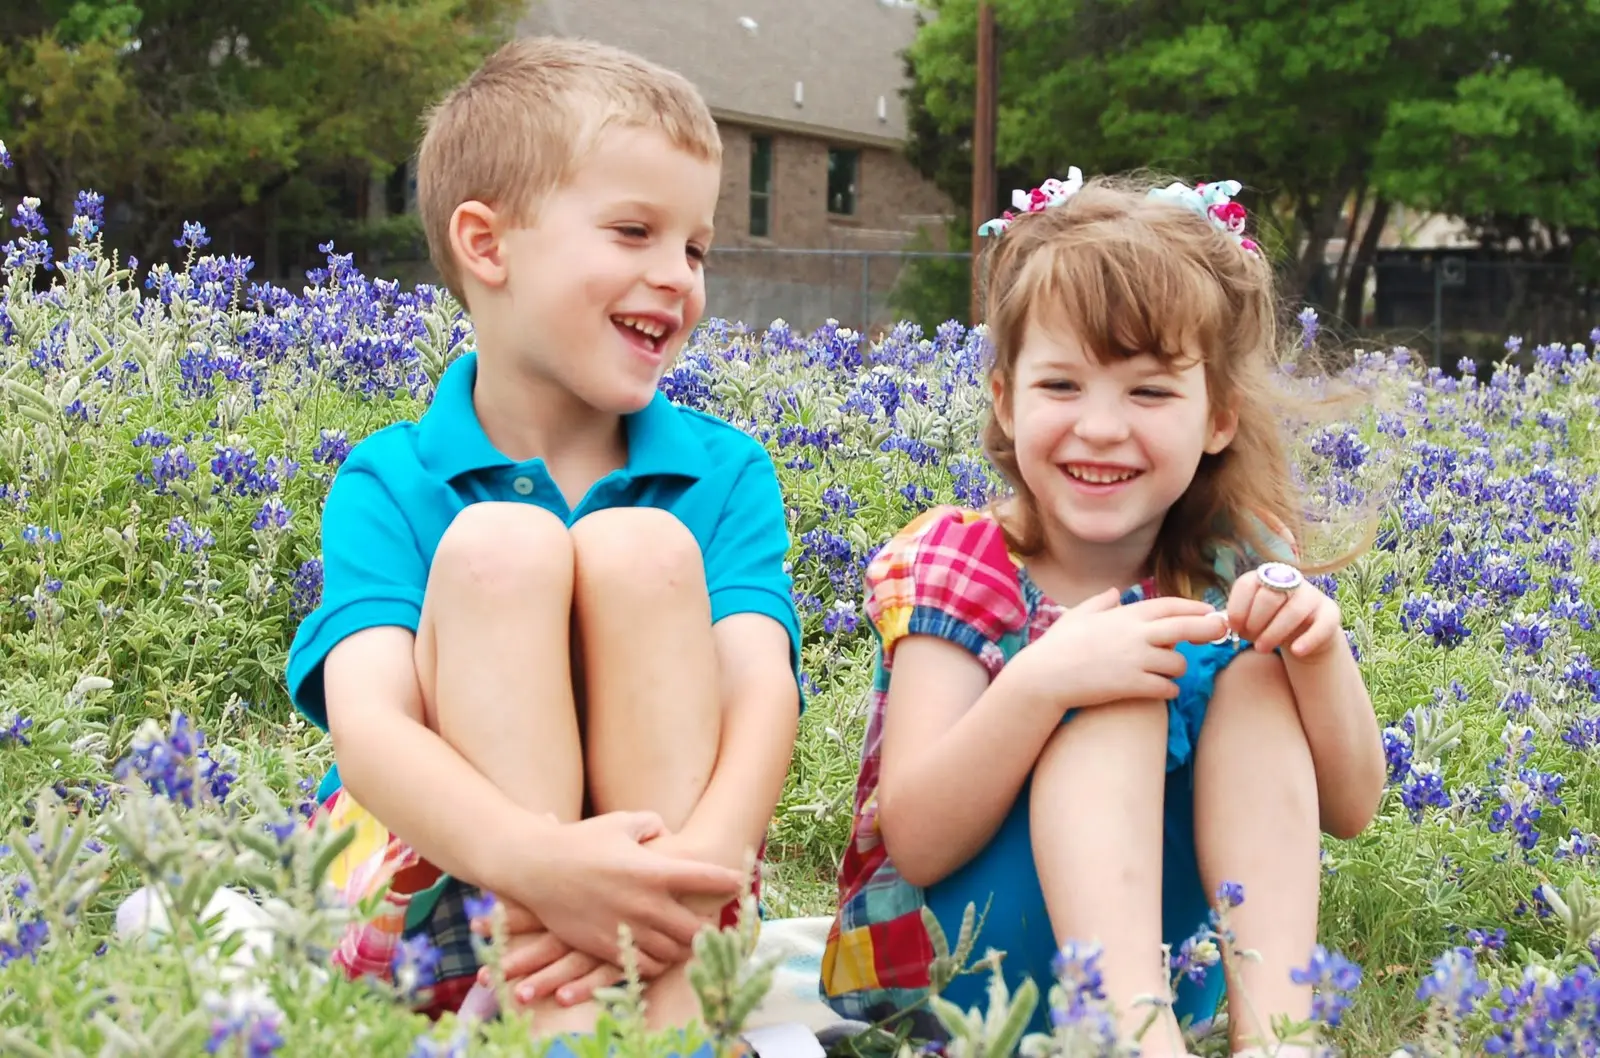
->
xmin=827 ymin=148 xmax=858 ymax=216
xmin=749 ymin=135 xmax=773 ymax=237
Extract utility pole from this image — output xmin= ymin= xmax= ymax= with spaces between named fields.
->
xmin=969 ymin=1 xmax=997 ymax=325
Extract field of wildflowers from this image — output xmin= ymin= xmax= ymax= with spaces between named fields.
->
xmin=2 ymin=176 xmax=1600 ymax=1056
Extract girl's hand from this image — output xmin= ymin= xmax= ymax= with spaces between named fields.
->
xmin=1023 ymin=588 xmax=1231 ymax=707
xmin=1226 ymin=562 xmax=1343 ymax=660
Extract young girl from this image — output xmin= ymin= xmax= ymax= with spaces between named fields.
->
xmin=820 ymin=171 xmax=1386 ymax=1057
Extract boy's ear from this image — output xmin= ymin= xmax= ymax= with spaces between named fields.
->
xmin=449 ymin=201 xmax=508 ymax=289
xmin=1205 ymin=405 xmax=1239 ymax=454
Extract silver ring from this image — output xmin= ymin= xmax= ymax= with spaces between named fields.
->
xmin=1257 ymin=562 xmax=1304 ymax=593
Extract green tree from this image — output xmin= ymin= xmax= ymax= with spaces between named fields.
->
xmin=901 ymin=0 xmax=1600 ymax=330
xmin=0 ymin=0 xmax=520 ymax=276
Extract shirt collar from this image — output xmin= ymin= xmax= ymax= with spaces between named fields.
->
xmin=418 ymin=352 xmax=710 ymax=484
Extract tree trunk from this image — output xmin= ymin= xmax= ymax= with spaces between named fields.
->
xmin=1331 ymin=182 xmax=1368 ymax=309
xmin=1293 ymin=188 xmax=1350 ymax=301
xmin=1342 ymin=198 xmax=1391 ymax=328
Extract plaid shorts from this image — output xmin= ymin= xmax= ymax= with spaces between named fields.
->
xmin=314 ymin=788 xmax=761 ymax=1020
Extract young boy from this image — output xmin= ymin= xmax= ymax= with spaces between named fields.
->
xmin=284 ymin=36 xmax=803 ymax=1038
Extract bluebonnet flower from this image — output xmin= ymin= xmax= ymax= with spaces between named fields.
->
xmin=203 ymin=986 xmax=284 ymax=1056
xmin=822 ymin=599 xmax=860 ymax=635
xmin=1416 ymin=947 xmax=1488 ymax=1018
xmin=392 ymin=934 xmax=442 ymax=997
xmin=251 ymin=499 xmax=292 ymax=532
xmin=1290 ymin=945 xmax=1362 ymax=1026
xmin=115 ymin=713 xmax=236 ymax=807
xmin=949 ymin=455 xmax=995 ymax=508
xmin=1400 ymin=592 xmax=1471 ymax=648
xmin=312 ymin=429 xmax=351 ymax=467
xmin=69 ymin=190 xmax=105 ymax=240
xmin=0 ymin=140 xmax=10 ymax=169
xmin=1381 ymin=726 xmax=1413 ymax=783
xmin=463 ymin=891 xmax=498 ymax=923
xmin=1500 ymin=612 xmax=1553 ymax=655
xmin=1297 ymin=306 xmax=1319 ymax=349
xmin=166 ymin=516 xmax=214 ymax=554
xmin=21 ymin=525 xmax=61 ymax=546
xmin=175 ymin=221 xmax=212 ymax=251
xmin=1400 ymin=761 xmax=1451 ymax=822
xmin=290 ymin=559 xmax=323 ymax=618
xmin=140 ymin=444 xmax=197 ymax=494
xmin=408 ymin=1031 xmax=469 ymax=1058
xmin=820 ymin=486 xmax=860 ymax=516
xmin=0 ymin=714 xmax=31 ymax=748
xmin=1044 ymin=941 xmax=1117 ymax=1043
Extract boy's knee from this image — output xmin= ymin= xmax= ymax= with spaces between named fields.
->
xmin=571 ymin=507 xmax=706 ymax=596
xmin=433 ymin=502 xmax=572 ymax=594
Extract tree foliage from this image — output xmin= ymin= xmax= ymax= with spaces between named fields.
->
xmin=0 ymin=0 xmax=521 ymax=275
xmin=902 ymin=0 xmax=1600 ymax=327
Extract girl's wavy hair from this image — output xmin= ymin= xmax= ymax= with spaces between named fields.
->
xmin=978 ymin=172 xmax=1373 ymax=599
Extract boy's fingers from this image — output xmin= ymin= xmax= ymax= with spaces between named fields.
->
xmin=611 ymin=810 xmax=668 ymax=843
xmin=654 ymin=858 xmax=746 ymax=897
xmin=476 ymin=900 xmax=541 ymax=935
xmin=630 ymin=921 xmax=693 ymax=965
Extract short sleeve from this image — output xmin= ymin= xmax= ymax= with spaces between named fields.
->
xmin=863 ymin=507 xmax=1027 ymax=676
xmin=285 ymin=460 xmax=429 ymax=730
xmin=702 ymin=446 xmax=803 ymax=685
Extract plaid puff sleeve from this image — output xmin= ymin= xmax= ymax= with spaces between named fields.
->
xmin=862 ymin=506 xmax=1028 ymax=679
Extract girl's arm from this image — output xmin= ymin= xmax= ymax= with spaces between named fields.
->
xmin=1283 ymin=638 xmax=1385 ymax=840
xmin=876 ymin=635 xmax=1064 ymax=888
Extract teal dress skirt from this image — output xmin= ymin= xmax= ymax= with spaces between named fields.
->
xmin=920 ymin=631 xmax=1251 ymax=1039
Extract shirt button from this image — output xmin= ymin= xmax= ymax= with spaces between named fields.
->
xmin=512 ymin=476 xmax=534 ymax=496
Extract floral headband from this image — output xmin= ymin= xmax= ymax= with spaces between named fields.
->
xmin=977 ymin=167 xmax=1261 ymax=255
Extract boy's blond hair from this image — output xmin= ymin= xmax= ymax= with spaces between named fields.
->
xmin=416 ymin=36 xmax=723 ymax=304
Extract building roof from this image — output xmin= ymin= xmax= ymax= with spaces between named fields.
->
xmin=519 ymin=0 xmax=925 ymax=147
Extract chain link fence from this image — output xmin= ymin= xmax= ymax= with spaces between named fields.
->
xmin=1354 ymin=256 xmax=1600 ymax=366
xmin=704 ymin=247 xmax=971 ymax=335
xmin=706 ymin=248 xmax=1600 ymax=365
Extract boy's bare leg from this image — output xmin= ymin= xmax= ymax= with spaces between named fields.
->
xmin=415 ymin=502 xmax=593 ymax=1034
xmin=418 ymin=502 xmax=583 ymax=821
xmin=1191 ymin=651 xmax=1320 ymax=1054
xmin=1031 ymin=702 xmax=1190 ymax=1057
xmin=572 ymin=506 xmax=725 ymax=1032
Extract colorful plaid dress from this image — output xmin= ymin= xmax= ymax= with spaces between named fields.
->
xmin=820 ymin=505 xmax=1276 ymax=1033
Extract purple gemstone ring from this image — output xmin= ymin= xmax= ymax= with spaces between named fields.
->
xmin=1258 ymin=561 xmax=1304 ymax=593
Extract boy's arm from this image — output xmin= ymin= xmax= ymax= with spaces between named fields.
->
xmin=676 ymin=446 xmax=803 ymax=870
xmin=291 ymin=461 xmax=543 ymax=886
xmin=676 ymin=613 xmax=799 ymax=870
xmin=324 ymin=625 xmax=544 ymax=887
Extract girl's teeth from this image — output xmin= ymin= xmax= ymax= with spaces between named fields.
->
xmin=1069 ymin=466 xmax=1136 ymax=484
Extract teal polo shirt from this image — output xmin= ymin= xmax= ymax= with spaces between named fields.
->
xmin=286 ymin=351 xmax=803 ymax=806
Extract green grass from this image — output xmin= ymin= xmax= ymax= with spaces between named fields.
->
xmin=1 ymin=239 xmax=1599 ymax=1055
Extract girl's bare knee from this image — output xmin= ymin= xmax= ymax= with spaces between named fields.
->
xmin=432 ymin=502 xmax=573 ymax=597
xmin=571 ymin=507 xmax=706 ymax=599
xmin=1210 ymin=650 xmax=1297 ymax=718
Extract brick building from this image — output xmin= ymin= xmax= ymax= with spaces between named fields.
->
xmin=520 ymin=0 xmax=958 ymax=329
